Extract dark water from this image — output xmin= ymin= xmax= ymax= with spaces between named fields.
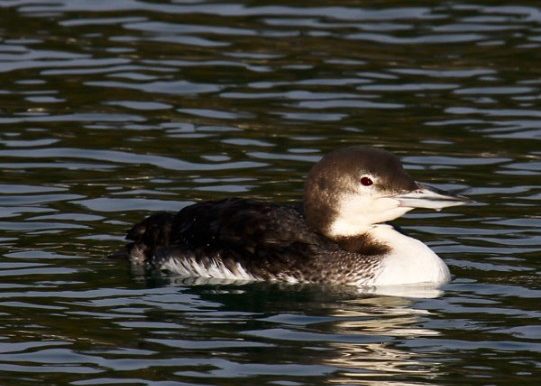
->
xmin=1 ymin=0 xmax=540 ymax=384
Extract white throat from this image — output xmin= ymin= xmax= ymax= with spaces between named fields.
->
xmin=327 ymin=193 xmax=412 ymax=237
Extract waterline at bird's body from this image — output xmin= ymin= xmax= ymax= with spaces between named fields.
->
xmin=114 ymin=146 xmax=469 ymax=291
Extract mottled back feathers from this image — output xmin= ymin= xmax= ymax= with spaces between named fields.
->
xmin=122 ymin=198 xmax=387 ymax=284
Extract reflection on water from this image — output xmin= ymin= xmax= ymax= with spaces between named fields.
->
xmin=325 ymin=297 xmax=442 ymax=384
xmin=1 ymin=0 xmax=540 ymax=384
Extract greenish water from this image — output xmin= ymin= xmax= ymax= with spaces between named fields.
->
xmin=0 ymin=1 xmax=540 ymax=385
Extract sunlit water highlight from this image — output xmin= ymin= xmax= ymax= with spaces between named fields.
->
xmin=0 ymin=1 xmax=540 ymax=385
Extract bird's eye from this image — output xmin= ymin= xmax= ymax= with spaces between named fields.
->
xmin=360 ymin=176 xmax=373 ymax=186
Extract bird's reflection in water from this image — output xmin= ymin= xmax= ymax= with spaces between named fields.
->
xmin=327 ymin=343 xmax=441 ymax=385
xmin=139 ymin=274 xmax=447 ymax=384
xmin=325 ymin=296 xmax=444 ymax=385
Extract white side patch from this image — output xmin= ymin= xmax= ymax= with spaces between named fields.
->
xmin=159 ymin=256 xmax=259 ymax=282
xmin=158 ymin=256 xmax=302 ymax=284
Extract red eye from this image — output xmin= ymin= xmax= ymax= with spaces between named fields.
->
xmin=360 ymin=176 xmax=373 ymax=186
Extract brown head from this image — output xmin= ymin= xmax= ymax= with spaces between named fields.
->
xmin=303 ymin=146 xmax=469 ymax=239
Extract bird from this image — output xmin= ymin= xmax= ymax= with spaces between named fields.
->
xmin=114 ymin=146 xmax=470 ymax=288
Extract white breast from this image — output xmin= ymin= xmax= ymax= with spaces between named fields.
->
xmin=368 ymin=224 xmax=451 ymax=286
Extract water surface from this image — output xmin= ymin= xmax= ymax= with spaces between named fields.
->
xmin=0 ymin=1 xmax=540 ymax=385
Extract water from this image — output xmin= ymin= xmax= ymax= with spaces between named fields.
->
xmin=1 ymin=0 xmax=540 ymax=384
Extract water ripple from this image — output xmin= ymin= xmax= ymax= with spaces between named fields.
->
xmin=0 ymin=1 xmax=539 ymax=385
xmin=0 ymin=147 xmax=265 ymax=171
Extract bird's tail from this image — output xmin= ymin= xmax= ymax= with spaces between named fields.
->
xmin=109 ymin=212 xmax=175 ymax=264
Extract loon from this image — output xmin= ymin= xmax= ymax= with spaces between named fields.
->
xmin=116 ymin=146 xmax=470 ymax=287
